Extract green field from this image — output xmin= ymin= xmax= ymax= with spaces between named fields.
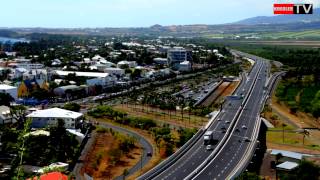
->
xmin=203 ymin=30 xmax=320 ymax=40
xmin=260 ymin=30 xmax=320 ymax=39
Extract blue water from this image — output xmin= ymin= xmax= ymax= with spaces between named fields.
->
xmin=0 ymin=37 xmax=29 ymax=43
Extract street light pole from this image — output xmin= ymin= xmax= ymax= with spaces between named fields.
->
xmin=140 ymin=147 xmax=144 ymax=175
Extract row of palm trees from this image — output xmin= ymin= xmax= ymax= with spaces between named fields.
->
xmin=122 ymin=88 xmax=209 ymax=127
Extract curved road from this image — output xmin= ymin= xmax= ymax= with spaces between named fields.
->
xmin=73 ymin=121 xmax=153 ymax=180
xmin=99 ymin=122 xmax=153 ymax=180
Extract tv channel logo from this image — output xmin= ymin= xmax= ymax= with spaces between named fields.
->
xmin=274 ymin=3 xmax=313 ymax=14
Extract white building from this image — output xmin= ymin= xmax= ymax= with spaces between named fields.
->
xmin=54 ymin=70 xmax=116 ymax=87
xmin=8 ymin=68 xmax=28 ymax=80
xmin=104 ymin=68 xmax=125 ymax=76
xmin=22 ymin=69 xmax=48 ymax=85
xmin=10 ymin=63 xmax=45 ymax=70
xmin=89 ymin=62 xmax=116 ymax=72
xmin=117 ymin=61 xmax=137 ymax=69
xmin=27 ymin=108 xmax=83 ymax=129
xmin=51 ymin=59 xmax=62 ymax=66
xmin=0 ymin=84 xmax=17 ymax=100
xmin=153 ymin=58 xmax=168 ymax=65
xmin=178 ymin=61 xmax=192 ymax=72
xmin=0 ymin=106 xmax=13 ymax=124
xmin=167 ymin=47 xmax=192 ymax=69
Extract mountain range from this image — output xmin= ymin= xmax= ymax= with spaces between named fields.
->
xmin=235 ymin=8 xmax=320 ymax=25
xmin=1 ymin=8 xmax=320 ymax=38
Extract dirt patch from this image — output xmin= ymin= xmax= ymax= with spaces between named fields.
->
xmin=81 ymin=131 xmax=142 ymax=179
xmin=92 ymin=118 xmax=163 ymax=180
xmin=271 ymin=95 xmax=320 ymax=129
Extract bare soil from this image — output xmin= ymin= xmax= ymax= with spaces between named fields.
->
xmin=81 ymin=132 xmax=142 ymax=180
xmin=92 ymin=118 xmax=163 ymax=180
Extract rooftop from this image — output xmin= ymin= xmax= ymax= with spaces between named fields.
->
xmin=26 ymin=107 xmax=83 ymax=119
xmin=276 ymin=161 xmax=299 ymax=170
xmin=0 ymin=84 xmax=17 ymax=90
xmin=55 ymin=70 xmax=109 ymax=78
xmin=271 ymin=149 xmax=306 ymax=160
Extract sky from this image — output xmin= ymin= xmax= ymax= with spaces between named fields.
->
xmin=1 ymin=0 xmax=319 ymax=28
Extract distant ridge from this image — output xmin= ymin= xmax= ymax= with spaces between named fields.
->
xmin=234 ymin=8 xmax=320 ymax=25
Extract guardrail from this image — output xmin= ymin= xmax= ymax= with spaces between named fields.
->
xmin=227 ymin=70 xmax=285 ymax=179
xmin=186 ymin=60 xmax=264 ymax=180
xmin=138 ymin=128 xmax=204 ymax=180
xmin=139 ymin=108 xmax=222 ymax=180
xmin=194 ymin=80 xmax=223 ymax=106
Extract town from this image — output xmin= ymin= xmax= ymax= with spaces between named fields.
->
xmin=1 ymin=1 xmax=320 ymax=180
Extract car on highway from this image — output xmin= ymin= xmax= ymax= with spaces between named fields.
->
xmin=225 ymin=120 xmax=230 ymax=124
xmin=206 ymin=145 xmax=214 ymax=151
xmin=244 ymin=137 xmax=251 ymax=142
xmin=242 ymin=125 xmax=247 ymax=129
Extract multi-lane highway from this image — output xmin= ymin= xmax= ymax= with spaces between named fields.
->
xmin=191 ymin=60 xmax=268 ymax=179
xmin=139 ymin=50 xmax=269 ymax=180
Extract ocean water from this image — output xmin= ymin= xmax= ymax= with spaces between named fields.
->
xmin=0 ymin=37 xmax=29 ymax=43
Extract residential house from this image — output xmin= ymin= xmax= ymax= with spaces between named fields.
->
xmin=53 ymin=85 xmax=88 ymax=100
xmin=8 ymin=68 xmax=28 ymax=80
xmin=153 ymin=58 xmax=168 ymax=65
xmin=0 ymin=84 xmax=17 ymax=100
xmin=51 ymin=59 xmax=62 ymax=66
xmin=27 ymin=108 xmax=83 ymax=129
xmin=117 ymin=61 xmax=137 ymax=69
xmin=0 ymin=106 xmax=13 ymax=124
xmin=54 ymin=70 xmax=116 ymax=87
xmin=22 ymin=69 xmax=48 ymax=85
xmin=104 ymin=67 xmax=125 ymax=76
xmin=16 ymin=63 xmax=44 ymax=70
xmin=270 ymin=149 xmax=308 ymax=163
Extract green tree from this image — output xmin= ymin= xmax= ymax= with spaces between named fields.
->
xmin=12 ymin=119 xmax=32 ymax=180
xmin=49 ymin=119 xmax=79 ymax=162
xmin=131 ymin=69 xmax=142 ymax=79
xmin=311 ymin=90 xmax=320 ymax=118
xmin=0 ymin=92 xmax=14 ymax=106
xmin=30 ymin=88 xmax=50 ymax=100
xmin=63 ymin=103 xmax=81 ymax=112
xmin=10 ymin=105 xmax=27 ymax=128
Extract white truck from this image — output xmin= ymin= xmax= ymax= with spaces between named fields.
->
xmin=203 ymin=131 xmax=218 ymax=145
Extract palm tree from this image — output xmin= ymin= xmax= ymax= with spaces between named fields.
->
xmin=282 ymin=123 xmax=287 ymax=143
xmin=300 ymin=129 xmax=310 ymax=145
xmin=122 ymin=169 xmax=129 ymax=180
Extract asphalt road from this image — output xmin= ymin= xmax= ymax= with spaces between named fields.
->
xmin=192 ymin=56 xmax=269 ymax=179
xmin=145 ymin=59 xmax=263 ymax=180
